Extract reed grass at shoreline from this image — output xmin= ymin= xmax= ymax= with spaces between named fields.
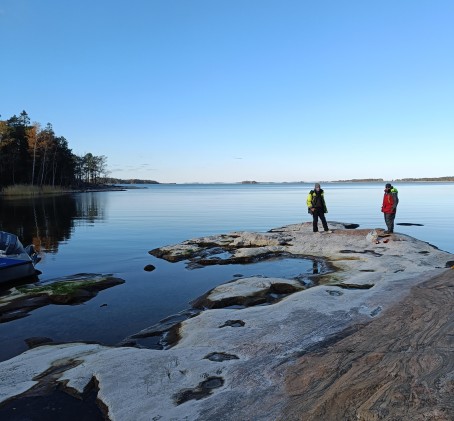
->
xmin=1 ymin=184 xmax=70 ymax=197
xmin=1 ymin=184 xmax=126 ymax=197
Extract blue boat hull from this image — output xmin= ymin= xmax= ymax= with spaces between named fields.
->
xmin=1 ymin=231 xmax=39 ymax=284
xmin=0 ymin=256 xmax=36 ymax=283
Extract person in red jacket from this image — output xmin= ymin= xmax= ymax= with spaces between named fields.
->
xmin=381 ymin=183 xmax=399 ymax=233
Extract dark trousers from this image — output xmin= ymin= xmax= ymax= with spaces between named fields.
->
xmin=312 ymin=208 xmax=329 ymax=232
xmin=384 ymin=212 xmax=396 ymax=233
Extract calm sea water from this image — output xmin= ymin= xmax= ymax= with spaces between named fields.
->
xmin=0 ymin=182 xmax=453 ymax=361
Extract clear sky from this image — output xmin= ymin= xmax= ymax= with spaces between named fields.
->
xmin=1 ymin=0 xmax=453 ymax=183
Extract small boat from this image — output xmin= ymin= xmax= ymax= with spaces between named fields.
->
xmin=0 ymin=231 xmax=40 ymax=284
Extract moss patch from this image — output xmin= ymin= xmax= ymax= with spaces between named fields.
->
xmin=18 ymin=280 xmax=101 ymax=296
xmin=1 ymin=274 xmax=125 ymax=323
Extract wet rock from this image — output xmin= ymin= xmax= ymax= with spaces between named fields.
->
xmin=342 ymin=223 xmax=360 ymax=229
xmin=143 ymin=264 xmax=156 ymax=272
xmin=331 ymin=283 xmax=374 ymax=290
xmin=0 ymin=295 xmax=48 ymax=323
xmin=118 ymin=340 xmax=137 ymax=347
xmin=25 ymin=337 xmax=54 ymax=349
xmin=173 ymin=377 xmax=225 ymax=405
xmin=0 ymin=356 xmax=105 ymax=421
xmin=0 ymin=382 xmax=105 ymax=421
xmin=0 ymin=274 xmax=125 ymax=323
xmin=149 ymin=243 xmax=201 ymax=262
xmin=149 ymin=232 xmax=289 ymax=265
xmin=396 ymin=223 xmax=424 ymax=226
xmin=123 ymin=309 xmax=200 ymax=349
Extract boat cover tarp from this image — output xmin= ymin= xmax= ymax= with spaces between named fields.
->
xmin=0 ymin=231 xmax=25 ymax=256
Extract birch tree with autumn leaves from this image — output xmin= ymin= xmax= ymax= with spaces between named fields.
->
xmin=0 ymin=111 xmax=108 ymax=189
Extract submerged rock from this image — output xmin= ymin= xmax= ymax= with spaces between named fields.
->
xmin=24 ymin=337 xmax=54 ymax=349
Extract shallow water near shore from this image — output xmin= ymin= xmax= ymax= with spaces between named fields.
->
xmin=0 ymin=182 xmax=453 ymax=362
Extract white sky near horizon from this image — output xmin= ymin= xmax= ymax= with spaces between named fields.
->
xmin=1 ymin=0 xmax=453 ymax=183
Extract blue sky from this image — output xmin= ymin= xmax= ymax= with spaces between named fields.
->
xmin=1 ymin=0 xmax=453 ymax=183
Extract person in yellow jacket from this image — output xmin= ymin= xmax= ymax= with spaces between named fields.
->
xmin=306 ymin=183 xmax=331 ymax=233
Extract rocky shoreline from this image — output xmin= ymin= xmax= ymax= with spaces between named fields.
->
xmin=282 ymin=268 xmax=454 ymax=420
xmin=0 ymin=222 xmax=453 ymax=420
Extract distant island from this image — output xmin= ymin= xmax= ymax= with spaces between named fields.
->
xmin=237 ymin=177 xmax=454 ymax=184
xmin=394 ymin=176 xmax=454 ymax=182
xmin=331 ymin=178 xmax=384 ymax=183
xmin=106 ymin=176 xmax=454 ymax=185
xmin=105 ymin=178 xmax=160 ymax=184
xmin=331 ymin=177 xmax=454 ymax=183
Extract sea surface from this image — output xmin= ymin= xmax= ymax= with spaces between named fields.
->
xmin=0 ymin=182 xmax=453 ymax=362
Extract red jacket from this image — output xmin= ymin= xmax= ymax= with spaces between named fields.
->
xmin=382 ymin=193 xmax=396 ymax=214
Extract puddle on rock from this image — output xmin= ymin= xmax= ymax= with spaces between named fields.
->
xmin=127 ymin=257 xmax=331 ymax=349
xmin=219 ymin=320 xmax=245 ymax=328
xmin=174 ymin=377 xmax=225 ymax=405
xmin=195 ymin=256 xmax=330 ymax=280
xmin=204 ymin=352 xmax=239 ymax=362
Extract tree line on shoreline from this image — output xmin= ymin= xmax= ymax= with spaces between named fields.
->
xmin=0 ymin=111 xmax=108 ymax=189
xmin=104 ymin=178 xmax=159 ymax=184
xmin=3 ymin=111 xmax=452 ymax=190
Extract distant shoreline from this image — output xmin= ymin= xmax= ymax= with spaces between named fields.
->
xmin=331 ymin=177 xmax=454 ymax=183
xmin=132 ymin=179 xmax=454 ymax=185
xmin=120 ymin=177 xmax=454 ymax=184
xmin=2 ymin=179 xmax=453 ymax=197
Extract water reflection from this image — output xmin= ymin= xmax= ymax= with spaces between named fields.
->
xmin=0 ymin=193 xmax=105 ymax=253
xmin=74 ymin=193 xmax=105 ymax=223
xmin=312 ymin=261 xmax=319 ymax=274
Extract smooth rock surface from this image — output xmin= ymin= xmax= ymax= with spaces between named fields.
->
xmin=282 ymin=268 xmax=454 ymax=421
xmin=191 ymin=276 xmax=305 ymax=309
xmin=0 ymin=222 xmax=452 ymax=420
